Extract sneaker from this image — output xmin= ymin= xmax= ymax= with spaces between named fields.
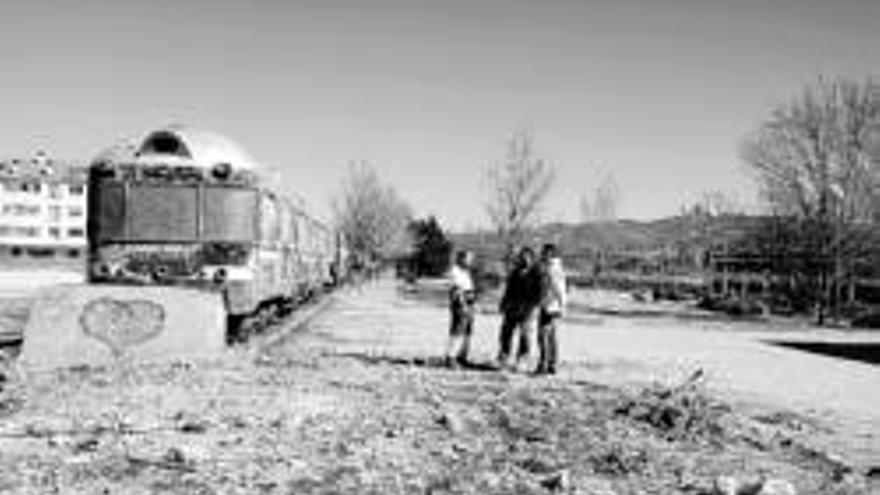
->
xmin=495 ymin=356 xmax=509 ymax=371
xmin=496 ymin=360 xmax=515 ymax=372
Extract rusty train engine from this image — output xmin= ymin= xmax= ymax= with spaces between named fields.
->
xmin=86 ymin=126 xmax=345 ymax=342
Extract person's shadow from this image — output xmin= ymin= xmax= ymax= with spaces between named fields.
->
xmin=336 ymin=352 xmax=501 ymax=372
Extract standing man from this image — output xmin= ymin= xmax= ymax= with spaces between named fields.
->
xmin=497 ymin=247 xmax=543 ymax=371
xmin=536 ymin=243 xmax=567 ymax=375
xmin=446 ymin=250 xmax=476 ymax=368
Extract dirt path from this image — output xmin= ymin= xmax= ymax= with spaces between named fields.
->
xmin=0 ymin=276 xmax=876 ymax=494
xmin=300 ymin=278 xmax=880 ymax=470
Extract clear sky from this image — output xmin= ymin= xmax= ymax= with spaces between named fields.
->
xmin=0 ymin=0 xmax=877 ymax=229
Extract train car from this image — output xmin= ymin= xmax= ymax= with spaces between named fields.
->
xmin=86 ymin=126 xmax=338 ymax=329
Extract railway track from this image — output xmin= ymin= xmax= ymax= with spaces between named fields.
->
xmin=228 ymin=285 xmax=341 ymax=354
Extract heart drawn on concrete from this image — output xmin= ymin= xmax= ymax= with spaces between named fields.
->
xmin=79 ymin=297 xmax=166 ymax=356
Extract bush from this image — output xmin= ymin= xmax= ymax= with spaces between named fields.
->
xmin=471 ymin=258 xmax=504 ymax=294
xmin=850 ymin=309 xmax=880 ymax=329
xmin=697 ymin=295 xmax=766 ymax=317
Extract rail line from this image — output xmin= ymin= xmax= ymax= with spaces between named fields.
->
xmin=231 ymin=285 xmax=342 ymax=355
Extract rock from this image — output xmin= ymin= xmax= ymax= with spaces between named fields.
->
xmin=162 ymin=443 xmax=210 ymax=468
xmin=162 ymin=447 xmax=188 ymax=467
xmin=479 ymin=472 xmax=502 ymax=490
xmin=575 ymin=476 xmax=618 ymax=495
xmin=758 ymin=479 xmax=796 ymax=495
xmin=71 ymin=436 xmax=100 ymax=454
xmin=179 ymin=419 xmax=208 ymax=434
xmin=713 ymin=475 xmax=739 ymax=495
xmin=712 ymin=476 xmax=796 ymax=495
xmin=540 ymin=469 xmax=570 ymax=492
xmin=437 ymin=410 xmax=466 ymax=435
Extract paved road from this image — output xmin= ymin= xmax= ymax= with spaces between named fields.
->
xmin=0 ymin=269 xmax=84 ymax=298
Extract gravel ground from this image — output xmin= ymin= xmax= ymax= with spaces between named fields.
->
xmin=0 ymin=276 xmax=876 ymax=494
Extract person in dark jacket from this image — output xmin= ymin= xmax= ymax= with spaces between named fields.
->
xmin=496 ymin=246 xmax=543 ymax=370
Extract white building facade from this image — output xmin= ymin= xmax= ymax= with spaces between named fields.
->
xmin=0 ymin=153 xmax=87 ymax=261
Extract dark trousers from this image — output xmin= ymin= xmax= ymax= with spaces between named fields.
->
xmin=447 ymin=304 xmax=474 ymax=363
xmin=537 ymin=311 xmax=559 ymax=373
xmin=497 ymin=310 xmax=536 ymax=365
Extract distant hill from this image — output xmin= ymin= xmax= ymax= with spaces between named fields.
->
xmin=450 ymin=214 xmax=765 ymax=262
xmin=450 ymin=213 xmax=880 ymax=283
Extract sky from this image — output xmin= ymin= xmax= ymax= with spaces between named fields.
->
xmin=0 ymin=0 xmax=877 ymax=230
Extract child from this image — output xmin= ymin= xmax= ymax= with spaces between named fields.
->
xmin=446 ymin=250 xmax=476 ymax=367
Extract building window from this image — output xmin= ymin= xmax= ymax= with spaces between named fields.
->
xmin=67 ymin=227 xmax=84 ymax=238
xmin=68 ymin=205 xmax=84 ymax=217
xmin=67 ymin=249 xmax=81 ymax=258
xmin=13 ymin=227 xmax=40 ymax=237
xmin=48 ymin=205 xmax=62 ymax=221
xmin=69 ymin=185 xmax=84 ymax=195
xmin=26 ymin=247 xmax=55 ymax=258
xmin=6 ymin=204 xmax=41 ymax=216
xmin=48 ymin=227 xmax=61 ymax=239
xmin=20 ymin=182 xmax=42 ymax=194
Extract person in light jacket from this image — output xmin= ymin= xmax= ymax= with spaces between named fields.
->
xmin=446 ymin=250 xmax=476 ymax=367
xmin=536 ymin=243 xmax=567 ymax=375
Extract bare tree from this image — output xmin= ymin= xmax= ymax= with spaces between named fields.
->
xmin=679 ymin=190 xmax=741 ymax=219
xmin=741 ymin=77 xmax=880 ymax=322
xmin=579 ymin=194 xmax=593 ymax=223
xmin=334 ymin=160 xmax=412 ymax=264
xmin=580 ymin=173 xmax=620 ymax=222
xmin=485 ymin=130 xmax=556 ymax=253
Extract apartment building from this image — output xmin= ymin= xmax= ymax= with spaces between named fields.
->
xmin=0 ymin=152 xmax=87 ymax=262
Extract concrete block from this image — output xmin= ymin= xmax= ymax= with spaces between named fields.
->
xmin=20 ymin=284 xmax=226 ymax=370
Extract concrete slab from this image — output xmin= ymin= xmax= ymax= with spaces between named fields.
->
xmin=20 ymin=284 xmax=225 ymax=370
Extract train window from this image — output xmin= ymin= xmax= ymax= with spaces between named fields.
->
xmin=128 ymin=185 xmax=198 ymax=241
xmin=140 ymin=132 xmax=191 ymax=157
xmin=258 ymin=193 xmax=280 ymax=242
xmin=291 ymin=212 xmax=301 ymax=245
xmin=91 ymin=182 xmax=125 ymax=240
xmin=203 ymin=187 xmax=257 ymax=241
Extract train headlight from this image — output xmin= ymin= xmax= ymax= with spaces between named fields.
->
xmin=93 ymin=263 xmax=111 ymax=277
xmin=211 ymin=162 xmax=232 ymax=180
